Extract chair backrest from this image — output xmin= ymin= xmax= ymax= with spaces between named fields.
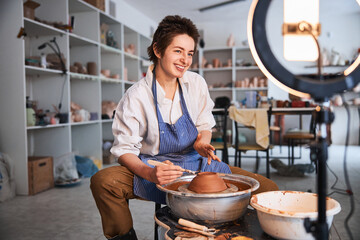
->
xmin=213 ymin=97 xmax=231 ymax=142
xmin=215 ymin=96 xmax=231 ymax=109
xmin=212 ymin=96 xmax=231 ymax=163
xmin=232 ymin=107 xmax=272 ymax=149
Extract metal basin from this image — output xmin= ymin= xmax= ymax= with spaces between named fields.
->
xmin=157 ymin=173 xmax=259 ymax=224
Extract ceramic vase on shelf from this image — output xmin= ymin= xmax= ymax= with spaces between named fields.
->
xmin=26 ymin=97 xmax=36 ymax=126
xmin=227 ymin=34 xmax=235 ymax=47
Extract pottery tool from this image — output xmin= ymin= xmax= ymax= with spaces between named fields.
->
xmin=147 ymin=160 xmax=199 ymax=174
xmin=175 ymin=225 xmax=216 ymax=237
xmin=178 ymin=218 xmax=217 ymax=234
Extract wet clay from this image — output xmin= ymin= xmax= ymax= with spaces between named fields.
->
xmin=165 ymin=181 xmax=189 ymax=191
xmin=188 ymin=172 xmax=227 ymax=193
xmin=165 ymin=177 xmax=251 ymax=193
xmin=224 ymin=180 xmax=251 ymax=192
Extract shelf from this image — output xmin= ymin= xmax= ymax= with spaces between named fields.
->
xmin=305 ymin=65 xmax=350 ymax=68
xmin=27 ymin=123 xmax=69 ymax=130
xmin=25 ymin=65 xmax=64 ymax=75
xmin=71 ymin=120 xmax=100 ymax=126
xmin=70 ymin=72 xmax=99 ymax=81
xmin=99 ymin=11 xmax=119 ymax=25
xmin=102 ymin=119 xmax=114 ymax=123
xmin=69 ymin=0 xmax=99 ymax=13
xmin=24 ymin=18 xmax=66 ymax=37
xmin=235 ymin=47 xmax=251 ymax=51
xmin=100 ymin=76 xmax=122 ymax=83
xmin=203 ymin=67 xmax=232 ymax=72
xmin=209 ymin=87 xmax=233 ymax=91
xmin=234 ymin=87 xmax=268 ymax=91
xmin=1 ymin=0 xmax=157 ymax=196
xmin=235 ymin=66 xmax=259 ymax=70
xmin=124 ymin=80 xmax=136 ymax=85
xmin=69 ymin=33 xmax=98 ymax=46
xmin=100 ymin=44 xmax=122 ymax=55
xmin=124 ymin=51 xmax=140 ymax=60
xmin=203 ymin=46 xmax=233 ymax=51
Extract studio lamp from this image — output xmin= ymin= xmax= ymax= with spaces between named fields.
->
xmin=38 ymin=37 xmax=67 ymax=75
xmin=283 ymin=0 xmax=320 ymax=62
xmin=247 ymin=0 xmax=360 ymax=239
xmin=38 ymin=37 xmax=67 ymax=116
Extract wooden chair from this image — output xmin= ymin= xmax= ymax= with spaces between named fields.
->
xmin=269 ymin=124 xmax=282 ymax=153
xmin=211 ymin=97 xmax=231 ymax=164
xmin=283 ymin=112 xmax=316 ymax=166
xmin=231 ymin=107 xmax=273 ymax=178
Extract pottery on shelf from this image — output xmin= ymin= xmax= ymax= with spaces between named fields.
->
xmin=227 ymin=34 xmax=235 ymax=47
xmin=188 ymin=172 xmax=228 ymax=193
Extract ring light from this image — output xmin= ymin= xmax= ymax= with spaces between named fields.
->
xmin=247 ymin=0 xmax=360 ymax=100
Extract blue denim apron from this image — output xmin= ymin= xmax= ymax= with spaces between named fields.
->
xmin=133 ymin=70 xmax=231 ymax=204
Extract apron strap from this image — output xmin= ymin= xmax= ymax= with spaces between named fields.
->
xmin=151 ymin=67 xmax=191 ymax=124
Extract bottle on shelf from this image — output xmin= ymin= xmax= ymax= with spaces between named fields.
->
xmin=26 ymin=96 xmax=36 ymax=126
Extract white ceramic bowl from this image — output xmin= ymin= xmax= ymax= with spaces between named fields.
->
xmin=250 ymin=191 xmax=341 ymax=240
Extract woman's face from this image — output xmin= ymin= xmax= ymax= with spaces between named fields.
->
xmin=156 ymin=34 xmax=195 ymax=80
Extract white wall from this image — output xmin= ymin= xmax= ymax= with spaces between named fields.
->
xmin=197 ymin=18 xmax=248 ymax=48
xmin=106 ymin=0 xmax=157 ymax=38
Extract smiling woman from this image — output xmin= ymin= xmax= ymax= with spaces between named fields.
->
xmin=90 ymin=15 xmax=278 ymax=240
xmin=153 ymin=34 xmax=195 ymax=99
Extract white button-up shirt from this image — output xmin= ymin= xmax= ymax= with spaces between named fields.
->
xmin=110 ymin=65 xmax=216 ymax=157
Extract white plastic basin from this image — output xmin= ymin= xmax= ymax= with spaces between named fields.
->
xmin=250 ymin=191 xmax=341 ymax=240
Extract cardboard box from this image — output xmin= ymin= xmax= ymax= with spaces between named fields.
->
xmin=84 ymin=0 xmax=105 ymax=11
xmin=28 ymin=156 xmax=54 ymax=195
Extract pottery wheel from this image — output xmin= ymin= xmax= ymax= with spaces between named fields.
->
xmin=178 ymin=183 xmax=238 ymax=194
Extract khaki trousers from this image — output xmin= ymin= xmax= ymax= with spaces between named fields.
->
xmin=90 ymin=165 xmax=278 ymax=239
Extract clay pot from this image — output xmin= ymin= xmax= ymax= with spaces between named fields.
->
xmin=101 ymin=69 xmax=111 ymax=78
xmin=188 ymin=172 xmax=227 ymax=193
xmin=74 ymin=62 xmax=83 ymax=70
xmin=87 ymin=62 xmax=97 ymax=75
xmin=111 ymin=74 xmax=120 ymax=79
xmin=212 ymin=58 xmax=220 ymax=68
xmin=70 ymin=65 xmax=78 ymax=73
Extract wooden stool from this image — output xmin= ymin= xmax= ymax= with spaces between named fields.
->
xmin=283 ymin=131 xmax=315 ymax=165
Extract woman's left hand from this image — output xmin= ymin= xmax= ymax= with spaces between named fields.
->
xmin=193 ymin=133 xmax=221 ymax=165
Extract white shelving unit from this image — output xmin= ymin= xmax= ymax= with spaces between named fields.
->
xmin=192 ymin=47 xmax=268 ymax=143
xmin=0 ymin=0 xmax=151 ymax=195
xmin=193 ymin=46 xmax=267 ymax=103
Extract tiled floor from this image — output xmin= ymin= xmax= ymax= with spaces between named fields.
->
xmin=0 ymin=145 xmax=359 ymax=240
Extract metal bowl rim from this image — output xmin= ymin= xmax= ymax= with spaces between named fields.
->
xmin=156 ymin=173 xmax=260 ymax=198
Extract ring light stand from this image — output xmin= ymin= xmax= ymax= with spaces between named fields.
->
xmin=247 ymin=0 xmax=360 ymax=239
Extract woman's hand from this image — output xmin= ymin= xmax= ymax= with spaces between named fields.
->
xmin=149 ymin=160 xmax=183 ymax=185
xmin=193 ymin=133 xmax=221 ymax=165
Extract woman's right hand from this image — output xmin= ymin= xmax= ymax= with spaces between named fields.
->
xmin=149 ymin=160 xmax=183 ymax=185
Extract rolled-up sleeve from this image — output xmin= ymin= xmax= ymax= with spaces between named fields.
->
xmin=110 ymin=94 xmax=143 ymax=158
xmin=194 ymin=76 xmax=216 ymax=132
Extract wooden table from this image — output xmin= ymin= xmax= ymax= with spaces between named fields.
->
xmin=213 ymin=107 xmax=316 ymax=130
xmin=270 ymin=107 xmax=316 ymax=130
